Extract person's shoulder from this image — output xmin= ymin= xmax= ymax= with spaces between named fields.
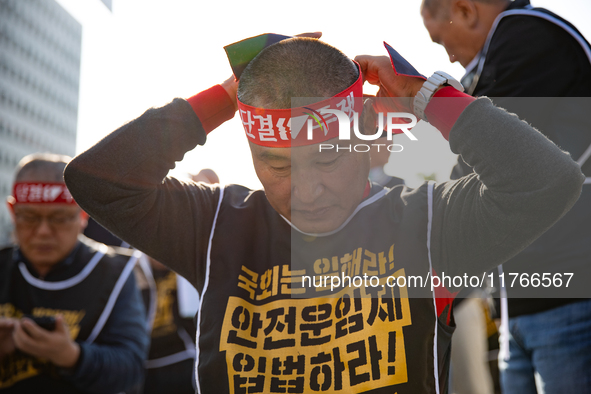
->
xmin=222 ymin=184 xmax=270 ymax=208
xmin=493 ymin=10 xmax=586 ymax=49
xmin=378 ymin=181 xmax=432 ymax=211
xmin=397 ymin=182 xmax=429 ymax=200
xmin=223 ymin=183 xmax=260 ymax=194
xmin=0 ymin=245 xmax=15 ymax=266
xmin=0 ymin=244 xmax=14 ymax=256
xmin=366 ymin=182 xmax=434 ymax=227
xmin=78 ymin=235 xmax=134 ymax=266
xmin=482 ymin=9 xmax=591 ymax=94
xmin=217 ymin=184 xmax=283 ymax=226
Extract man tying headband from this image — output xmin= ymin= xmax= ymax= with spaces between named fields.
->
xmin=64 ymin=35 xmax=583 ymax=393
xmin=0 ymin=153 xmax=149 ymax=393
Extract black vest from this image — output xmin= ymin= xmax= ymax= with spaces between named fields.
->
xmin=195 ymin=183 xmax=454 ymax=394
xmin=145 ymin=269 xmax=195 ymax=367
xmin=461 ymin=0 xmax=591 ymax=97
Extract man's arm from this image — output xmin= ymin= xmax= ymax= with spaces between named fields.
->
xmin=355 ymin=54 xmax=583 ymax=277
xmin=61 ymin=274 xmax=150 ymax=393
xmin=431 ymin=96 xmax=584 ymax=276
xmin=65 ymin=83 xmax=236 ymax=287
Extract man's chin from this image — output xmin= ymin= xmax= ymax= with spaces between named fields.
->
xmin=290 ymin=213 xmax=346 ymax=235
xmin=25 ymin=248 xmax=61 ymax=266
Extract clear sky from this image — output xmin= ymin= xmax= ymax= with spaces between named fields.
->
xmin=55 ymin=0 xmax=591 ymax=188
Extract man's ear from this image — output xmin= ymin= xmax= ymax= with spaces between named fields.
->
xmin=6 ymin=197 xmax=15 ymax=223
xmin=79 ymin=210 xmax=89 ymax=230
xmin=450 ymin=0 xmax=479 ymax=28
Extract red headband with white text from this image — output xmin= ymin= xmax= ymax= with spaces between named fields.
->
xmin=12 ymin=183 xmax=76 ymax=204
xmin=237 ymin=63 xmax=364 ymax=147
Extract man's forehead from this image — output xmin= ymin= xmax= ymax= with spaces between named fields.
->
xmin=421 ymin=0 xmax=450 ymax=19
xmin=13 ymin=203 xmax=78 ymax=214
xmin=252 ymin=145 xmax=291 ymax=161
xmin=422 ymin=11 xmax=446 ymax=44
xmin=251 ymin=139 xmax=350 ymax=161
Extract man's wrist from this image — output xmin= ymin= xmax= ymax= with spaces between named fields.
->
xmin=413 ymin=71 xmax=463 ymax=122
xmin=424 ymin=86 xmax=476 ymax=140
xmin=53 ymin=341 xmax=80 ymax=369
xmin=187 ymin=84 xmax=237 ymax=134
xmin=407 ymin=77 xmax=427 ymax=115
xmin=221 ymin=76 xmax=238 ymax=110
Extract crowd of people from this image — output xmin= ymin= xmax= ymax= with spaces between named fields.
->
xmin=1 ymin=1 xmax=590 ymax=393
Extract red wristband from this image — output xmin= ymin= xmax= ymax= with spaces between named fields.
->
xmin=424 ymin=86 xmax=475 ymax=141
xmin=187 ymin=85 xmax=236 ymax=134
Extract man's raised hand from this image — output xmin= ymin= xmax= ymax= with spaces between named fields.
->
xmin=355 ymin=55 xmax=424 ymax=114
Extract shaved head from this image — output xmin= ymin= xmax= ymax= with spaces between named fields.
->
xmin=237 ymin=38 xmax=358 ymax=109
xmin=421 ymin=0 xmax=452 ymax=19
xmin=15 ymin=153 xmax=71 ymax=184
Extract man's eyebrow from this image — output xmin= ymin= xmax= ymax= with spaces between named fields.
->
xmin=312 ymin=149 xmax=341 ymax=159
xmin=15 ymin=207 xmax=73 ymax=214
xmin=258 ymin=151 xmax=290 ymax=161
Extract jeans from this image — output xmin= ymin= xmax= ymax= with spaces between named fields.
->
xmin=498 ymin=298 xmax=591 ymax=394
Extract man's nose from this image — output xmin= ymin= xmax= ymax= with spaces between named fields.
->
xmin=34 ymin=218 xmax=53 ymax=235
xmin=292 ymin=170 xmax=324 ymax=204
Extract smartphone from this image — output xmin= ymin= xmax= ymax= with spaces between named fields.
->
xmin=23 ymin=315 xmax=56 ymax=331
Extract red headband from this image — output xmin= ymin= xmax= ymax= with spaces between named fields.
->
xmin=12 ymin=183 xmax=76 ymax=204
xmin=237 ymin=62 xmax=364 ymax=147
